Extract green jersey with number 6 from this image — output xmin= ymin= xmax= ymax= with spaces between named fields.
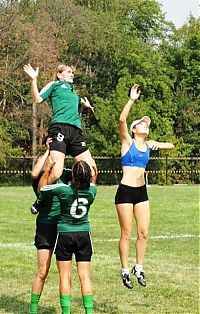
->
xmin=40 ymin=183 xmax=97 ymax=232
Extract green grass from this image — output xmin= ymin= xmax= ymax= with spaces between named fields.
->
xmin=0 ymin=185 xmax=199 ymax=314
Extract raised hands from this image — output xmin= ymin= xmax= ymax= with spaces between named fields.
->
xmin=23 ymin=64 xmax=39 ymax=80
xmin=130 ymin=84 xmax=140 ymax=101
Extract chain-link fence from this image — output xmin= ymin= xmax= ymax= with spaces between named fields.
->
xmin=0 ymin=156 xmax=199 ymax=186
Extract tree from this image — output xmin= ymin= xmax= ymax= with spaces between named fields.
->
xmin=0 ymin=0 xmax=199 ymax=163
xmin=162 ymin=17 xmax=200 ymax=156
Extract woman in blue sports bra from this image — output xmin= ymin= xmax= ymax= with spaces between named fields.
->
xmin=115 ymin=84 xmax=174 ymax=289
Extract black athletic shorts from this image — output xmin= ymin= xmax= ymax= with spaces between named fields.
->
xmin=34 ymin=222 xmax=57 ymax=250
xmin=48 ymin=123 xmax=88 ymax=157
xmin=55 ymin=231 xmax=93 ymax=262
xmin=115 ymin=184 xmax=148 ymax=205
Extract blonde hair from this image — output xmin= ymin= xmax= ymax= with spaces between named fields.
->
xmin=53 ymin=64 xmax=76 ymax=81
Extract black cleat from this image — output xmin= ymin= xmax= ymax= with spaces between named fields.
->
xmin=30 ymin=199 xmax=41 ymax=214
xmin=121 ymin=273 xmax=133 ymax=289
xmin=132 ymin=266 xmax=146 ymax=287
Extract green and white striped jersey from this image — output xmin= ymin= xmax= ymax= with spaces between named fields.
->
xmin=40 ymin=183 xmax=97 ymax=232
xmin=39 ymin=81 xmax=81 ymax=127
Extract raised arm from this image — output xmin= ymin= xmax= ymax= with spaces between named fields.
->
xmin=147 ymin=140 xmax=175 ymax=150
xmin=31 ymin=151 xmax=49 ymax=180
xmin=119 ymin=84 xmax=140 ymax=143
xmin=23 ymin=64 xmax=43 ymax=104
xmin=31 ymin=138 xmax=52 ymax=180
xmin=37 ymin=161 xmax=55 ymax=192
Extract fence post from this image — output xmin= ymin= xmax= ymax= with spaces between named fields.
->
xmin=190 ymin=159 xmax=193 ymax=184
xmin=165 ymin=155 xmax=168 ymax=185
xmin=23 ymin=157 xmax=26 ymax=186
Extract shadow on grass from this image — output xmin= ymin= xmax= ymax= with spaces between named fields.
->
xmin=93 ymin=300 xmax=150 ymax=314
xmin=72 ymin=297 xmax=120 ymax=314
xmin=0 ymin=295 xmax=56 ymax=314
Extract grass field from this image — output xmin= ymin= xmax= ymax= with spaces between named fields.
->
xmin=0 ymin=185 xmax=199 ymax=314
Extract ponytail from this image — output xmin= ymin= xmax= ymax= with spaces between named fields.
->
xmin=72 ymin=161 xmax=92 ymax=213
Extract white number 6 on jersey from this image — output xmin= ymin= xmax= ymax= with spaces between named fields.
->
xmin=70 ymin=197 xmax=88 ymax=218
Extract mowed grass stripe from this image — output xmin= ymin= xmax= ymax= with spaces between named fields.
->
xmin=0 ymin=233 xmax=199 ymax=248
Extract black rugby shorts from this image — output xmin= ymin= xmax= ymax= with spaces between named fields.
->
xmin=48 ymin=123 xmax=88 ymax=157
xmin=34 ymin=222 xmax=57 ymax=250
xmin=115 ymin=184 xmax=148 ymax=205
xmin=55 ymin=231 xmax=93 ymax=262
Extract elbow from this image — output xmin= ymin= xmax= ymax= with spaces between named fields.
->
xmin=119 ymin=116 xmax=126 ymax=124
xmin=35 ymin=98 xmax=42 ymax=104
xmin=166 ymin=144 xmax=175 ymax=150
xmin=33 ymin=96 xmax=43 ymax=104
xmin=31 ymin=173 xmax=38 ymax=180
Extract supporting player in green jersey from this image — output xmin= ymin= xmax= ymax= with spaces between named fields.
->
xmin=29 ymin=138 xmax=72 ymax=314
xmin=39 ymin=160 xmax=97 ymax=314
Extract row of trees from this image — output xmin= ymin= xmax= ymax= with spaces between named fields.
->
xmin=0 ymin=0 xmax=199 ymax=168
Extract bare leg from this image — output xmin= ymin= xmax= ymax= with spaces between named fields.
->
xmin=74 ymin=149 xmax=97 ymax=177
xmin=31 ymin=249 xmax=52 ymax=294
xmin=133 ymin=201 xmax=150 ymax=265
xmin=56 ymin=260 xmax=72 ymax=314
xmin=56 ymin=260 xmax=72 ymax=295
xmin=116 ymin=204 xmax=134 ymax=269
xmin=77 ymin=261 xmax=93 ymax=313
xmin=77 ymin=261 xmax=93 ymax=295
xmin=47 ymin=150 xmax=65 ymax=184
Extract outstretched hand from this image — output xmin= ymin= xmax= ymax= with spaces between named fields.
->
xmin=130 ymin=84 xmax=140 ymax=101
xmin=45 ymin=137 xmax=53 ymax=151
xmin=82 ymin=97 xmax=94 ymax=113
xmin=23 ymin=64 xmax=39 ymax=80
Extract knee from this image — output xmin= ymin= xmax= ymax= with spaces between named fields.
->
xmin=91 ymin=162 xmax=98 ymax=177
xmin=37 ymin=268 xmax=49 ymax=281
xmin=48 ymin=166 xmax=63 ymax=183
xmin=53 ymin=165 xmax=63 ymax=178
xmin=59 ymin=273 xmax=71 ymax=285
xmin=121 ymin=230 xmax=132 ymax=242
xmin=91 ymin=158 xmax=97 ymax=169
xmin=138 ymin=230 xmax=148 ymax=241
xmin=79 ymin=272 xmax=91 ymax=284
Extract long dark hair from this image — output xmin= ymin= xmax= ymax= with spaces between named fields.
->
xmin=72 ymin=161 xmax=92 ymax=214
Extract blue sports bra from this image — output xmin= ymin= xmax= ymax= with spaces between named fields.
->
xmin=121 ymin=141 xmax=150 ymax=168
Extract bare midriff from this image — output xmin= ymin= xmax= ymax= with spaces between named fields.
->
xmin=120 ymin=166 xmax=146 ymax=187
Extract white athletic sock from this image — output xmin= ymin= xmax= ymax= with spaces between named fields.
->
xmin=121 ymin=268 xmax=129 ymax=275
xmin=135 ymin=264 xmax=143 ymax=276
